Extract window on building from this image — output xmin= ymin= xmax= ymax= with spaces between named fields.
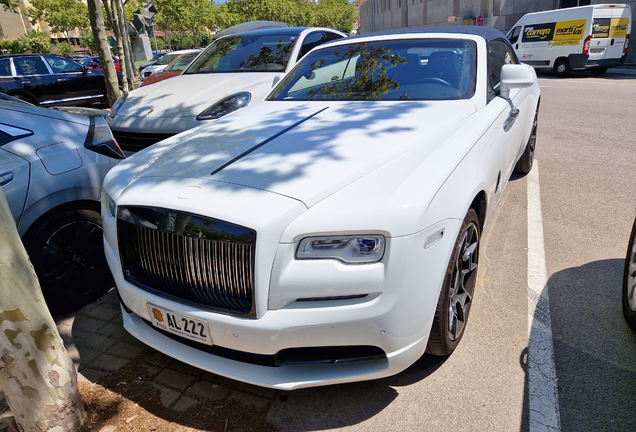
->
xmin=561 ymin=0 xmax=591 ymax=8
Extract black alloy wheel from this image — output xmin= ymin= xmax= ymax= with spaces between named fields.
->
xmin=23 ymin=206 xmax=114 ymax=316
xmin=427 ymin=208 xmax=480 ymax=356
xmin=623 ymin=216 xmax=636 ymax=332
xmin=514 ymin=109 xmax=538 ymax=174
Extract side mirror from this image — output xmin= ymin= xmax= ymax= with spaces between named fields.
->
xmin=500 ymin=63 xmax=535 ymax=100
xmin=82 ymin=65 xmax=88 ymax=75
xmin=272 ymin=75 xmax=282 ymax=88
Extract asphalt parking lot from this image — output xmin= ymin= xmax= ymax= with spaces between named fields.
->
xmin=2 ymin=69 xmax=636 ymax=432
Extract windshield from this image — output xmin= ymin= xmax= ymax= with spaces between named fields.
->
xmin=269 ymin=39 xmax=477 ymax=101
xmin=184 ymin=32 xmax=299 ymax=74
xmin=156 ymin=53 xmax=182 ymax=66
xmin=164 ymin=52 xmax=200 ymax=72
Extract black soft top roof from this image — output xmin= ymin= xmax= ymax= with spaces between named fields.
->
xmin=215 ymin=26 xmax=312 ymax=40
xmin=212 ymin=21 xmax=289 ymax=40
xmin=355 ymin=25 xmax=506 ymax=42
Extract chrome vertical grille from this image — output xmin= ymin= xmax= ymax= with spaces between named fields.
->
xmin=118 ymin=206 xmax=256 ymax=317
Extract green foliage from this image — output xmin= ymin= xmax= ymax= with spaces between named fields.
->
xmin=312 ymin=0 xmax=356 ymax=33
xmin=21 ymin=30 xmax=53 ymax=53
xmin=152 ymin=0 xmax=356 ymax=50
xmin=217 ymin=0 xmax=356 ymax=32
xmin=154 ymin=37 xmax=166 ymax=50
xmin=56 ymin=41 xmax=72 ymax=54
xmin=1 ymin=0 xmax=18 ymax=12
xmin=79 ymin=31 xmax=96 ymax=53
xmin=25 ymin=0 xmax=89 ymax=42
xmin=172 ymin=32 xmax=194 ymax=49
xmin=0 ymin=38 xmax=26 ymax=54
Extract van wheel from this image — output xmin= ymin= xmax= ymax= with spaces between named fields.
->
xmin=591 ymin=67 xmax=607 ymax=77
xmin=554 ymin=59 xmax=570 ymax=77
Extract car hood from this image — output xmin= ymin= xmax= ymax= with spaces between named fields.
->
xmin=131 ymin=100 xmax=477 ymax=208
xmin=116 ymin=73 xmax=281 ymax=120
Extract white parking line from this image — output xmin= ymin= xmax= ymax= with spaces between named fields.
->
xmin=527 ymin=161 xmax=561 ymax=432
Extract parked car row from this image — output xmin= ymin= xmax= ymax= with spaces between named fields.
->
xmin=140 ymin=51 xmax=202 ymax=87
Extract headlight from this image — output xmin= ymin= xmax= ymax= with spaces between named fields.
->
xmin=196 ymin=92 xmax=251 ymax=121
xmin=102 ymin=189 xmax=117 ymax=219
xmin=296 ymin=235 xmax=386 ymax=264
xmin=109 ymin=93 xmax=128 ymax=118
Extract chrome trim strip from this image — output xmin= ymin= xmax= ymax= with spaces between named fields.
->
xmin=40 ymin=94 xmax=105 ymax=105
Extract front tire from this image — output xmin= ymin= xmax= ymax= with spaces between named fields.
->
xmin=622 ymin=217 xmax=636 ymax=332
xmin=514 ymin=109 xmax=538 ymax=174
xmin=427 ymin=209 xmax=480 ymax=356
xmin=22 ymin=206 xmax=114 ymax=316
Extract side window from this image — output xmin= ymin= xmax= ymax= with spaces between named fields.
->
xmin=324 ymin=32 xmax=345 ymax=43
xmin=298 ymin=32 xmax=325 ymax=61
xmin=13 ymin=57 xmax=49 ymax=76
xmin=488 ymin=39 xmax=518 ymax=101
xmin=0 ymin=59 xmax=12 ymax=77
xmin=507 ymin=26 xmax=522 ymax=45
xmin=45 ymin=56 xmax=83 ymax=73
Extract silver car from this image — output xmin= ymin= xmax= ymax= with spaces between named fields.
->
xmin=0 ymin=94 xmax=125 ymax=315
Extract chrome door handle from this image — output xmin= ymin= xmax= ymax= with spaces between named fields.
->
xmin=0 ymin=172 xmax=14 ymax=187
xmin=503 ymin=108 xmax=519 ymax=132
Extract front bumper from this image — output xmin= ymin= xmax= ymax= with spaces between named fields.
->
xmin=103 ymin=201 xmax=460 ymax=389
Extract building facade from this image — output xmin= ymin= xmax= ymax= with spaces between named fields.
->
xmin=360 ymin=0 xmax=636 ymax=64
xmin=0 ymin=0 xmax=83 ymax=47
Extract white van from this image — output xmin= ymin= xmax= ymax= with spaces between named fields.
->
xmin=506 ymin=4 xmax=631 ymax=76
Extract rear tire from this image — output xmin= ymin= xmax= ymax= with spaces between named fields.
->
xmin=590 ymin=67 xmax=608 ymax=77
xmin=554 ymin=58 xmax=570 ymax=77
xmin=22 ymin=205 xmax=114 ymax=316
xmin=514 ymin=109 xmax=538 ymax=174
xmin=427 ymin=209 xmax=480 ymax=356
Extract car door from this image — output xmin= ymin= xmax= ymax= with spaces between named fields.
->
xmin=485 ymin=39 xmax=531 ymax=194
xmin=43 ymin=56 xmax=105 ymax=105
xmin=11 ymin=56 xmax=57 ymax=105
xmin=0 ymin=123 xmax=33 ymax=226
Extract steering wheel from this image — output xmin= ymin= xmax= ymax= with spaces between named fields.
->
xmin=420 ymin=77 xmax=453 ymax=87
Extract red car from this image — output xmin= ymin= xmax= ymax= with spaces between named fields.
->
xmin=140 ymin=51 xmax=200 ymax=87
xmin=80 ymin=56 xmax=121 ymax=72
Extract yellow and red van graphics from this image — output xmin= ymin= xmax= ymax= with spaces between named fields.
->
xmin=592 ymin=17 xmax=629 ymax=38
xmin=522 ymin=20 xmax=587 ymax=46
xmin=551 ymin=19 xmax=586 ymax=46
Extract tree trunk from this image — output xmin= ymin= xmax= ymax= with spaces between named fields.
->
xmin=87 ymin=0 xmax=120 ymax=106
xmin=102 ymin=0 xmax=114 ymax=31
xmin=115 ymin=0 xmax=137 ymax=79
xmin=0 ymin=191 xmax=85 ymax=431
xmin=64 ymin=31 xmax=74 ymax=53
xmin=110 ymin=0 xmax=128 ymax=93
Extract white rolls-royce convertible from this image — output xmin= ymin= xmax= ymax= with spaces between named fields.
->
xmin=102 ymin=26 xmax=540 ymax=389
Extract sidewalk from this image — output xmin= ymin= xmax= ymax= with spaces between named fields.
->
xmin=0 ymin=289 xmax=281 ymax=431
